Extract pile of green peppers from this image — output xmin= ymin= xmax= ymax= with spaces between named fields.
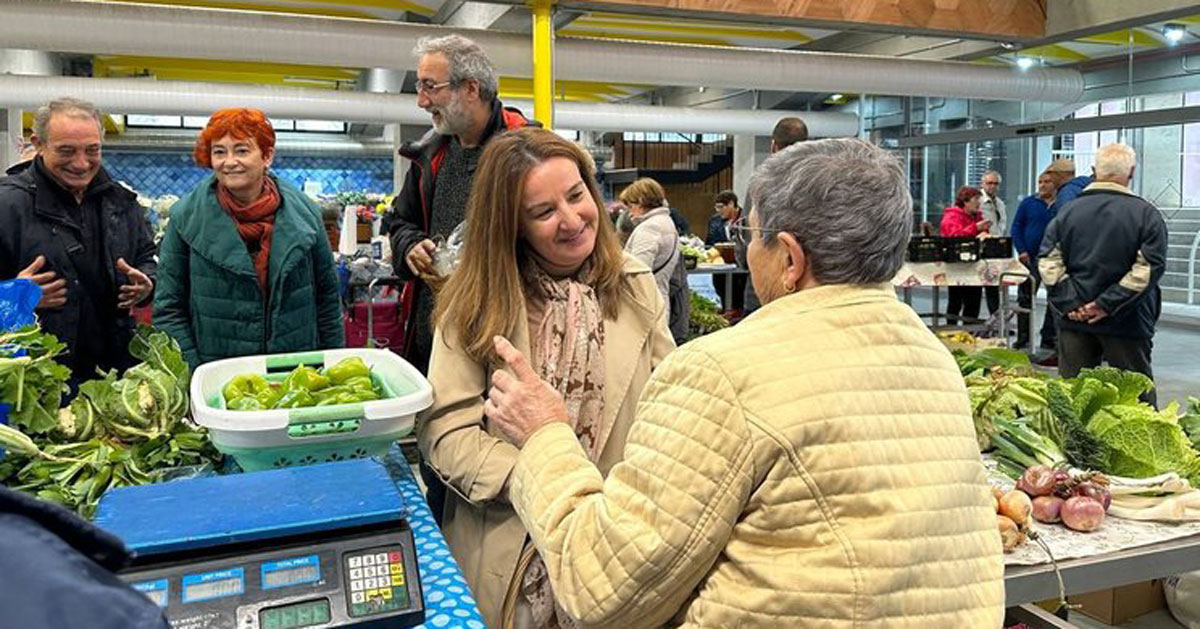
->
xmin=222 ymin=357 xmax=382 ymax=411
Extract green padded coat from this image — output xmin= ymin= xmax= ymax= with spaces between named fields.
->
xmin=153 ymin=175 xmax=344 ymax=369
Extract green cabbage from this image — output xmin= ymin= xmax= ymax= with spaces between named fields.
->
xmin=1089 ymin=402 xmax=1200 ymax=484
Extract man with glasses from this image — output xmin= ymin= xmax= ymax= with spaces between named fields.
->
xmin=385 ymin=34 xmax=537 ymax=376
xmin=384 ymin=34 xmax=536 ymax=526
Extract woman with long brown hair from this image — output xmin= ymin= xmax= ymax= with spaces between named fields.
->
xmin=420 ymin=127 xmax=674 ymax=628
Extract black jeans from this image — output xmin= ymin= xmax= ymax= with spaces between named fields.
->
xmin=945 ymin=287 xmax=982 ymax=325
xmin=1058 ymin=328 xmax=1156 ymax=406
xmin=1016 ymin=278 xmax=1058 ymax=349
xmin=985 ymin=286 xmax=1000 ymax=315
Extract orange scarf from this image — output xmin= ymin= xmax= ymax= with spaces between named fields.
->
xmin=218 ymin=177 xmax=281 ymax=290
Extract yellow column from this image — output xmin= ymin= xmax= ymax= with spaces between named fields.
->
xmin=530 ymin=0 xmax=554 ymax=129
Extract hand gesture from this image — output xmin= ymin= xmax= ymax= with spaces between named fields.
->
xmin=1067 ymin=301 xmax=1108 ymax=324
xmin=976 ymin=219 xmax=992 ymax=233
xmin=116 ymin=258 xmax=153 ymax=309
xmin=405 ymin=239 xmax=438 ymax=279
xmin=484 ymin=336 xmax=568 ymax=448
xmin=17 ymin=255 xmax=67 ymax=309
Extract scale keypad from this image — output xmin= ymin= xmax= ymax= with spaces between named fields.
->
xmin=344 ymin=548 xmax=409 ymax=617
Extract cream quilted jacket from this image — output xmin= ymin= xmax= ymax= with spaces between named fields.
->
xmin=511 ymin=283 xmax=1005 ymax=628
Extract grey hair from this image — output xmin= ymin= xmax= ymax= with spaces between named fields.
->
xmin=414 ymin=34 xmax=499 ymax=102
xmin=33 ymin=97 xmax=105 ymax=141
xmin=1094 ymin=143 xmax=1136 ymax=181
xmin=747 ymin=138 xmax=912 ymax=285
xmin=983 ymin=169 xmax=1002 ymax=183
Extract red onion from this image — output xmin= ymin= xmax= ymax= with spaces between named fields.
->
xmin=1018 ymin=465 xmax=1057 ymax=497
xmin=1032 ymin=495 xmax=1064 ymax=523
xmin=1061 ymin=496 xmax=1105 ymax=532
xmin=1072 ymin=482 xmax=1111 ymax=512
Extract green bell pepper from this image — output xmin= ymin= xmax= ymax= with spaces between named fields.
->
xmin=283 ymin=366 xmax=330 ymax=393
xmin=227 ymin=396 xmax=264 ymax=411
xmin=325 ymin=357 xmax=371 ymax=385
xmin=222 ymin=373 xmax=272 ymax=404
xmin=276 ymin=389 xmax=315 ymax=409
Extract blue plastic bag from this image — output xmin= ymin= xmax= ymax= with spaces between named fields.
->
xmin=0 ymin=278 xmax=41 ymax=333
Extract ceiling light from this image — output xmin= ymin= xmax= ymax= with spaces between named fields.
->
xmin=999 ymin=42 xmax=1017 ymax=51
xmin=1016 ymin=57 xmax=1035 ymax=69
xmin=1164 ymin=23 xmax=1187 ymax=43
xmin=830 ymin=93 xmax=844 ymax=101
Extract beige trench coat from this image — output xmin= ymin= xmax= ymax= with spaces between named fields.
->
xmin=418 ymin=254 xmax=675 ymax=628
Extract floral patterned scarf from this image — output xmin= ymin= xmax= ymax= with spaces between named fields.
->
xmin=518 ymin=258 xmax=607 ymax=629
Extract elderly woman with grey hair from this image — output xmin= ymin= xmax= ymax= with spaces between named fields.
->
xmin=482 ymin=138 xmax=1004 ymax=628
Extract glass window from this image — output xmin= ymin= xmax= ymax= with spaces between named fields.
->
xmin=269 ymin=118 xmax=295 ymax=131
xmin=294 ymin=120 xmax=345 ymax=132
xmin=183 ymin=116 xmax=209 ymax=128
xmin=126 ymin=114 xmax=182 ymax=128
xmin=1182 ymin=92 xmax=1200 ymax=207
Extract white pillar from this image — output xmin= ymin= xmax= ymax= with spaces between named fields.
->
xmin=732 ymin=134 xmax=771 ymax=199
xmin=2 ymin=108 xmax=22 ymax=170
xmin=387 ymin=123 xmax=408 ymax=195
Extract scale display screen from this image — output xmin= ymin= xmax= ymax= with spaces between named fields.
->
xmin=182 ymin=568 xmax=245 ymax=603
xmin=262 ymin=555 xmax=322 ymax=590
xmin=259 ymin=598 xmax=331 ymax=629
xmin=131 ymin=579 xmax=169 ymax=608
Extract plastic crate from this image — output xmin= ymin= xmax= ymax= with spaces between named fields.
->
xmin=981 ymin=237 xmax=1013 ymax=259
xmin=191 ymin=349 xmax=432 ymax=472
xmin=907 ymin=236 xmax=943 ymax=262
xmin=942 ymin=237 xmax=981 ymax=263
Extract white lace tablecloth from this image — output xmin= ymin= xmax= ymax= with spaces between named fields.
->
xmin=893 ymin=259 xmax=1030 ymax=288
xmin=986 ymin=461 xmax=1200 ymax=566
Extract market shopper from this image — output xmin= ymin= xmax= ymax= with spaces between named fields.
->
xmin=154 ymin=108 xmax=343 ymax=369
xmin=384 ymin=34 xmax=537 ymax=375
xmin=618 ymin=177 xmax=679 ymax=306
xmin=940 ymin=185 xmax=990 ymax=325
xmin=1045 ymin=158 xmax=1093 ymax=215
xmin=1039 ymin=143 xmax=1166 ymax=405
xmin=0 ymin=486 xmax=171 ymax=628
xmin=1011 ymin=171 xmax=1058 ymax=350
xmin=0 ymin=97 xmax=156 ymax=384
xmin=419 ymin=128 xmax=674 ymax=628
xmin=979 ymin=170 xmax=1007 ymax=315
xmin=487 ymin=138 xmax=1004 ymax=628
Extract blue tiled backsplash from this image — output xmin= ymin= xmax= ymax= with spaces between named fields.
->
xmin=104 ymin=153 xmax=395 ymax=197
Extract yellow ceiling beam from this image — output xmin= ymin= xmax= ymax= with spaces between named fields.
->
xmin=94 ymin=56 xmax=361 ymax=82
xmin=571 ymin=17 xmax=812 ymax=43
xmin=103 ymin=0 xmax=380 ymax=20
xmin=1017 ymin=43 xmax=1090 ymax=62
xmin=558 ymin=28 xmax=733 ymax=47
xmin=282 ymin=0 xmax=433 ymax=12
xmin=1077 ymin=29 xmax=1162 ymax=47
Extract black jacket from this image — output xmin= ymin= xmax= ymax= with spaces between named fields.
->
xmin=1038 ymin=182 xmax=1167 ymax=339
xmin=0 ymin=486 xmax=170 ymax=628
xmin=383 ymin=100 xmax=535 ymax=371
xmin=0 ymin=160 xmax=157 ymax=376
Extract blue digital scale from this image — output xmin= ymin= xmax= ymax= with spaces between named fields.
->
xmin=95 ymin=459 xmax=424 ymax=629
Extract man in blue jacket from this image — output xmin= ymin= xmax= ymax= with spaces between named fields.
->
xmin=1045 ymin=158 xmax=1093 ymax=215
xmin=1011 ymin=172 xmax=1057 ymax=350
xmin=0 ymin=486 xmax=170 ymax=628
xmin=1039 ymin=144 xmax=1166 ymax=405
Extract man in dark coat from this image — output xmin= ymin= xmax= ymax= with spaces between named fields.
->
xmin=0 ymin=98 xmax=156 ymax=384
xmin=1039 ymin=144 xmax=1167 ymax=405
xmin=0 ymin=485 xmax=170 ymax=628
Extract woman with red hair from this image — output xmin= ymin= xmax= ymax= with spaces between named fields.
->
xmin=939 ymin=185 xmax=990 ymax=326
xmin=154 ymin=108 xmax=343 ymax=368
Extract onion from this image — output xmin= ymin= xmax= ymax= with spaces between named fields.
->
xmin=1072 ymin=482 xmax=1111 ymax=512
xmin=1061 ymin=496 xmax=1105 ymax=532
xmin=999 ymin=490 xmax=1033 ymax=525
xmin=1032 ymin=495 xmax=1064 ymax=523
xmin=998 ymin=515 xmax=1025 ymax=552
xmin=1018 ymin=465 xmax=1057 ymax=497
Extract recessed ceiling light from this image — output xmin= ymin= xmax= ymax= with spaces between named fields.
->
xmin=1016 ymin=57 xmax=1035 ymax=69
xmin=1164 ymin=23 xmax=1187 ymax=43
